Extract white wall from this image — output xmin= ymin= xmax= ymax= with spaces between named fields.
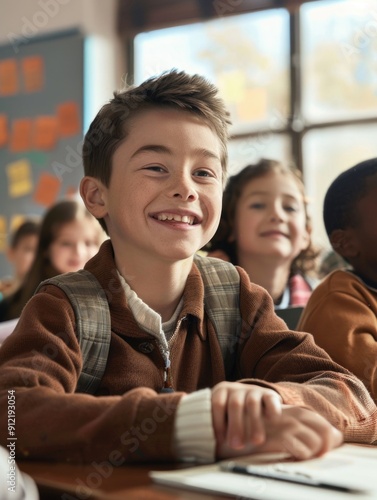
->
xmin=0 ymin=0 xmax=126 ymax=124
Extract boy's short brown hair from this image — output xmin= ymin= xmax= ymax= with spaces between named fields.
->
xmin=82 ymin=69 xmax=231 ymax=188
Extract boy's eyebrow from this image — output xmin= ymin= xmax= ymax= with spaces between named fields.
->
xmin=130 ymin=144 xmax=220 ymax=161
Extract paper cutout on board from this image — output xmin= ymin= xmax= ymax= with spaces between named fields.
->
xmin=6 ymin=159 xmax=33 ymax=198
xmin=0 ymin=217 xmax=6 ymax=252
xmin=33 ymin=172 xmax=61 ymax=207
xmin=33 ymin=116 xmax=58 ymax=150
xmin=218 ymin=71 xmax=247 ymax=104
xmin=21 ymin=55 xmax=44 ymax=93
xmin=237 ymin=87 xmax=268 ymax=122
xmin=0 ymin=114 xmax=8 ymax=148
xmin=57 ymin=101 xmax=80 ymax=137
xmin=25 ymin=151 xmax=48 ymax=166
xmin=10 ymin=118 xmax=33 ymax=152
xmin=0 ymin=58 xmax=19 ymax=96
xmin=65 ymin=185 xmax=78 ymax=199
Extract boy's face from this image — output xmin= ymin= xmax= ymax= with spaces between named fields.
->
xmin=99 ymin=107 xmax=223 ymax=264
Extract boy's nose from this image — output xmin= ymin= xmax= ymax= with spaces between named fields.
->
xmin=170 ymin=174 xmax=198 ymax=201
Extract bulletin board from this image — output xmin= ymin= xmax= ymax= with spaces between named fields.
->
xmin=0 ymin=30 xmax=84 ymax=277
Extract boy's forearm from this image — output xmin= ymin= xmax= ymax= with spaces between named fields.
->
xmin=0 ymin=384 xmax=183 ymax=463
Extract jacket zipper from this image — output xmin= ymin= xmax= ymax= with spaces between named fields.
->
xmin=161 ymin=316 xmax=186 ymax=392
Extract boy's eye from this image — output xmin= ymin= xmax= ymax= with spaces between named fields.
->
xmin=144 ymin=165 xmax=166 ymax=173
xmin=193 ymin=169 xmax=215 ymax=178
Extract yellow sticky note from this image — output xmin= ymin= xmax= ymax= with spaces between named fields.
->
xmin=6 ymin=159 xmax=33 ymax=198
xmin=0 ymin=216 xmax=6 ymax=252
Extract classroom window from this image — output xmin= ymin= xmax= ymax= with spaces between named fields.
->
xmin=132 ymin=0 xmax=377 ymax=251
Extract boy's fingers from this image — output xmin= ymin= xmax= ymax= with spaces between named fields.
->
xmin=262 ymin=392 xmax=283 ymax=419
xmin=244 ymin=391 xmax=264 ymax=446
xmin=226 ymin=390 xmax=246 ymax=449
xmin=211 ymin=386 xmax=228 ymax=444
xmin=317 ymin=425 xmax=343 ymax=456
xmin=244 ymin=391 xmax=281 ymax=446
xmin=282 ymin=426 xmax=323 ymax=460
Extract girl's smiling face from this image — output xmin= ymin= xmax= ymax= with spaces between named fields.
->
xmin=232 ymin=170 xmax=310 ymax=263
xmin=48 ymin=218 xmax=100 ymax=274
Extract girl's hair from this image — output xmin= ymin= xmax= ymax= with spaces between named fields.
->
xmin=5 ymin=200 xmax=99 ymax=320
xmin=9 ymin=220 xmax=40 ymax=249
xmin=205 ymin=158 xmax=319 ymax=276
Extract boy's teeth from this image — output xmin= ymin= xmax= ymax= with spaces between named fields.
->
xmin=157 ymin=213 xmax=194 ymax=224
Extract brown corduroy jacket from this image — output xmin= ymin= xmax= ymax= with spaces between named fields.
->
xmin=0 ymin=241 xmax=376 ymax=464
xmin=298 ymin=269 xmax=377 ymax=403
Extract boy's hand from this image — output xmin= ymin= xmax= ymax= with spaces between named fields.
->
xmin=212 ymin=382 xmax=282 ymax=451
xmin=212 ymin=382 xmax=343 ymax=460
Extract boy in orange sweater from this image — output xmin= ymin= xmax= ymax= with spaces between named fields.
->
xmin=298 ymin=158 xmax=377 ymax=402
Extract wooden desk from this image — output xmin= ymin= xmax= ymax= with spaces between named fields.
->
xmin=19 ymin=460 xmax=231 ymax=500
xmin=18 ymin=444 xmax=377 ymax=499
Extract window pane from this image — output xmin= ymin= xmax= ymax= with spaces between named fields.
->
xmin=228 ymin=134 xmax=291 ymax=176
xmin=301 ymin=0 xmax=377 ymax=123
xmin=303 ymin=125 xmax=377 ymax=250
xmin=134 ymin=10 xmax=290 ymax=134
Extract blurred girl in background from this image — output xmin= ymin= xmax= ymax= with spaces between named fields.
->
xmin=0 ymin=220 xmax=39 ymax=299
xmin=205 ymin=159 xmax=319 ymax=308
xmin=0 ymin=200 xmax=104 ymax=321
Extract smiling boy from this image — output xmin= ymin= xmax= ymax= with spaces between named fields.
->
xmin=0 ymin=71 xmax=376 ymax=465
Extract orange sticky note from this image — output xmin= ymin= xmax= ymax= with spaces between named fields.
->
xmin=33 ymin=116 xmax=58 ymax=150
xmin=0 ymin=114 xmax=8 ymax=148
xmin=0 ymin=59 xmax=19 ymax=96
xmin=33 ymin=172 xmax=61 ymax=207
xmin=21 ymin=55 xmax=44 ymax=93
xmin=6 ymin=159 xmax=33 ymax=198
xmin=10 ymin=118 xmax=33 ymax=152
xmin=57 ymin=101 xmax=80 ymax=137
xmin=65 ymin=185 xmax=78 ymax=198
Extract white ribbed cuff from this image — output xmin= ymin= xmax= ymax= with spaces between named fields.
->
xmin=174 ymin=388 xmax=216 ymax=463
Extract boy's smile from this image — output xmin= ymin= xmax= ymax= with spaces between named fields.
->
xmin=98 ymin=107 xmax=223 ymax=267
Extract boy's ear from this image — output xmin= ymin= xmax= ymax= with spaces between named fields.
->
xmin=330 ymin=228 xmax=359 ymax=259
xmin=80 ymin=176 xmax=108 ymax=219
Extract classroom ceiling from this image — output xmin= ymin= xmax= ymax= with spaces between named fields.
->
xmin=117 ymin=0 xmax=321 ymax=36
